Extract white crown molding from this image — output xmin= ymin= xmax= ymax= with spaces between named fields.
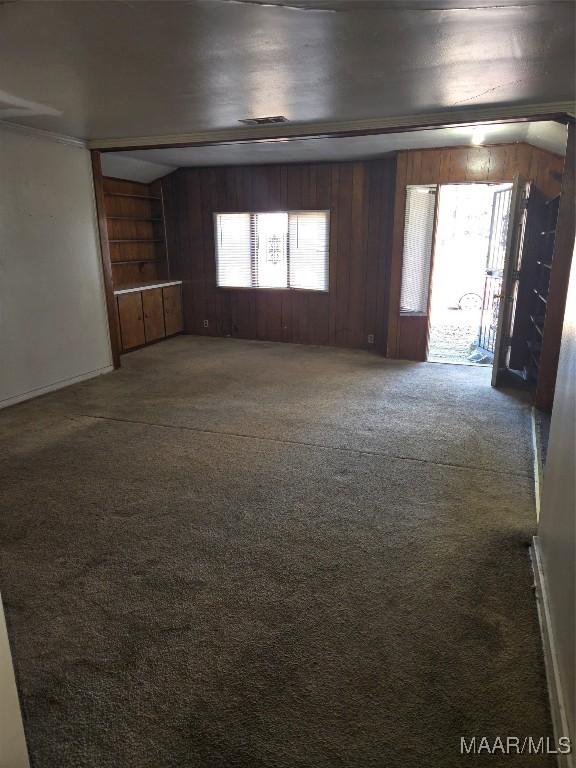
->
xmin=0 ymin=119 xmax=86 ymax=149
xmin=89 ymin=101 xmax=575 ymax=151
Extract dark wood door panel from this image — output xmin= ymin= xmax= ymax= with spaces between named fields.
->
xmin=117 ymin=292 xmax=145 ymax=350
xmin=397 ymin=315 xmax=428 ymax=361
xmin=163 ymin=285 xmax=184 ymax=336
xmin=142 ymin=288 xmax=166 ymax=342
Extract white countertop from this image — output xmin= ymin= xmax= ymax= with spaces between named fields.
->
xmin=114 ymin=280 xmax=182 ymax=296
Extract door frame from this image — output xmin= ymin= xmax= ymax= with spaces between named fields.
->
xmin=91 ymin=150 xmax=121 ymax=369
xmin=389 ymin=178 xmax=516 ymax=362
xmin=491 ymin=175 xmax=529 ymax=386
xmin=386 ymin=163 xmax=518 ymax=360
xmin=393 ymin=184 xmax=440 ymax=363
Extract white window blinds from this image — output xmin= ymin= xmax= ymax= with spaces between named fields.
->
xmin=256 ymin=212 xmax=289 ymax=288
xmin=400 ymin=185 xmax=437 ymax=314
xmin=215 ymin=213 xmax=252 ymax=288
xmin=288 ymin=211 xmax=330 ymax=291
xmin=214 ymin=211 xmax=329 ymax=291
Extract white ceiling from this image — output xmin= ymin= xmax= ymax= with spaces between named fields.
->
xmin=100 ymin=121 xmax=568 ymax=182
xmin=0 ymin=0 xmax=573 ymax=143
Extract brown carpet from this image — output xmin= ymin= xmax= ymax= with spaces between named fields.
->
xmin=0 ymin=337 xmax=552 ymax=767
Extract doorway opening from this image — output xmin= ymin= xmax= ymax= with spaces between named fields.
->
xmin=427 ymin=183 xmax=513 ymax=365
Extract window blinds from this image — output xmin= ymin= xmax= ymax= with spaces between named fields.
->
xmin=399 ymin=186 xmax=437 ymax=314
xmin=288 ymin=211 xmax=329 ymax=291
xmin=256 ymin=212 xmax=289 ymax=288
xmin=215 ymin=213 xmax=252 ymax=288
xmin=214 ymin=211 xmax=329 ymax=291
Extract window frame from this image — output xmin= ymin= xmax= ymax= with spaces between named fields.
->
xmin=213 ymin=209 xmax=331 ymax=294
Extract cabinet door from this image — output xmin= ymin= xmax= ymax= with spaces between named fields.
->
xmin=117 ymin=292 xmax=145 ymax=350
xmin=142 ymin=288 xmax=166 ymax=342
xmin=163 ymin=285 xmax=183 ymax=336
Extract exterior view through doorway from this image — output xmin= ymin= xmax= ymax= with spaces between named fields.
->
xmin=427 ymin=183 xmax=513 ymax=366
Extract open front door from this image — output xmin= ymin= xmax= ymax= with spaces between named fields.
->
xmin=477 ymin=185 xmax=513 ymax=359
xmin=491 ymin=175 xmax=530 ymax=387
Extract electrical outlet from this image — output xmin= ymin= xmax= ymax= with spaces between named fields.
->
xmin=367 ymin=334 xmax=374 ymax=345
xmin=203 ymin=320 xmax=209 ymax=328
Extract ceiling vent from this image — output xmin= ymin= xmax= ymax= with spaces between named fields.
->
xmin=239 ymin=115 xmax=289 ymax=126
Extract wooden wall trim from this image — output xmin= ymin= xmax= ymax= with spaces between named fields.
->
xmin=386 ymin=154 xmax=408 ymax=357
xmin=89 ymin=105 xmax=574 ymax=151
xmin=536 ymin=123 xmax=576 ymax=411
xmin=91 ymin=151 xmax=121 ymax=369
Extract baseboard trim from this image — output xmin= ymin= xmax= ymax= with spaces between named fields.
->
xmin=0 ymin=594 xmax=30 ymax=768
xmin=530 ymin=538 xmax=574 ymax=768
xmin=531 ymin=407 xmax=543 ymax=521
xmin=0 ymin=365 xmax=114 ymax=410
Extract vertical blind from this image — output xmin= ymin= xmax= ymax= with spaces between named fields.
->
xmin=400 ymin=185 xmax=437 ymax=314
xmin=215 ymin=211 xmax=329 ymax=291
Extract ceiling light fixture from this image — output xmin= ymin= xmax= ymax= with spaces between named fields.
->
xmin=471 ymin=128 xmax=486 ymax=146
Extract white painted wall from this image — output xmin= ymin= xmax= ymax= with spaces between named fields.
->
xmin=538 ymin=240 xmax=576 ymax=751
xmin=0 ymin=125 xmax=112 ymax=407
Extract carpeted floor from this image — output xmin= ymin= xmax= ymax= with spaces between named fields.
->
xmin=0 ymin=337 xmax=553 ymax=767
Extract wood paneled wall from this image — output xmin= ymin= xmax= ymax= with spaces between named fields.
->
xmin=387 ymin=142 xmax=565 ymax=359
xmin=161 ymin=142 xmax=565 ymax=359
xmin=162 ymin=161 xmax=396 ymax=352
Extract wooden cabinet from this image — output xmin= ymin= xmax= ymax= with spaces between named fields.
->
xmin=142 ymin=288 xmax=165 ymax=342
xmin=163 ymin=284 xmax=184 ymax=336
xmin=117 ymin=292 xmax=145 ymax=350
xmin=115 ymin=282 xmax=183 ymax=352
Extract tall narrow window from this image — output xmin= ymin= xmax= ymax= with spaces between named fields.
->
xmin=400 ymin=185 xmax=437 ymax=314
xmin=214 ymin=211 xmax=329 ymax=291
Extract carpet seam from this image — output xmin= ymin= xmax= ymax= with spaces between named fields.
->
xmin=75 ymin=412 xmax=533 ymax=480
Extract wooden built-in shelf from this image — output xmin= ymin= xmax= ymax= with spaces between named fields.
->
xmin=526 ymin=334 xmax=542 ymax=370
xmin=532 ymin=288 xmax=548 ymax=304
xmin=102 ymin=175 xmax=175 ymax=352
xmin=112 ymin=258 xmax=161 ymax=265
xmin=105 ymin=192 xmax=161 ymax=200
xmin=530 ymin=315 xmax=544 ymax=336
xmin=107 ymin=216 xmax=163 ymax=222
xmin=114 ymin=280 xmax=182 ymax=295
xmin=521 ymin=192 xmax=561 ymax=390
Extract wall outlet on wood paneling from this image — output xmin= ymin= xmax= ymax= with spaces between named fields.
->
xmin=203 ymin=319 xmax=209 ymax=328
xmin=367 ymin=334 xmax=375 ymax=345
